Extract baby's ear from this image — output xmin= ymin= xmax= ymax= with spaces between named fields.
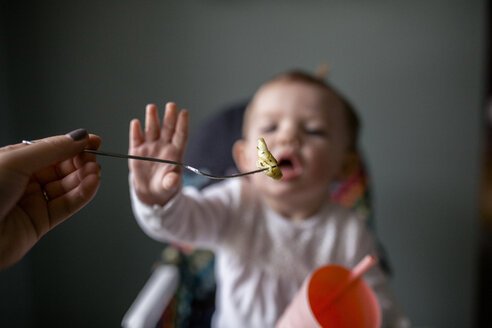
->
xmin=336 ymin=151 xmax=360 ymax=180
xmin=232 ymin=139 xmax=249 ymax=173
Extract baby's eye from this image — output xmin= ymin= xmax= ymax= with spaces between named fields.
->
xmin=260 ymin=124 xmax=277 ymax=133
xmin=304 ymin=127 xmax=327 ymax=136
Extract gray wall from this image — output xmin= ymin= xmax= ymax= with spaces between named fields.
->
xmin=0 ymin=1 xmax=485 ymax=327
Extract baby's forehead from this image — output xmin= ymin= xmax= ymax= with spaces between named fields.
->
xmin=248 ymin=80 xmax=344 ymax=119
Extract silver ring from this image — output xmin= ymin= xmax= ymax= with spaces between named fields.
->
xmin=42 ymin=189 xmax=50 ymax=202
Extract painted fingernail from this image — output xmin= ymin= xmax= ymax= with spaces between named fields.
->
xmin=66 ymin=128 xmax=88 ymax=141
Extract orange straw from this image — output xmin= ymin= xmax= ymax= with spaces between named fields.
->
xmin=312 ymin=255 xmax=378 ymax=315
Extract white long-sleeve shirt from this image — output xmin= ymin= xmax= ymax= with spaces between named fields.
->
xmin=130 ymin=177 xmax=407 ymax=328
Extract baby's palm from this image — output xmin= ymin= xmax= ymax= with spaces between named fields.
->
xmin=129 ymin=103 xmax=189 ymax=206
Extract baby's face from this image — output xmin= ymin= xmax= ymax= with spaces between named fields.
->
xmin=239 ymin=80 xmax=349 ymax=208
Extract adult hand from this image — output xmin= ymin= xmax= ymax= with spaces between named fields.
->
xmin=0 ymin=129 xmax=101 ymax=270
xmin=129 ymin=103 xmax=189 ymax=206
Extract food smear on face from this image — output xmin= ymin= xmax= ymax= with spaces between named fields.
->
xmin=256 ymin=137 xmax=283 ymax=180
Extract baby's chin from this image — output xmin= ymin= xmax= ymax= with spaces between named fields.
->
xmin=252 ymin=175 xmax=299 ymax=197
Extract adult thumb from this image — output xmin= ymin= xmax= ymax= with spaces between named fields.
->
xmin=4 ymin=129 xmax=89 ymax=175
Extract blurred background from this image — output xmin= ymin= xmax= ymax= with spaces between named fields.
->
xmin=0 ymin=1 xmax=488 ymax=327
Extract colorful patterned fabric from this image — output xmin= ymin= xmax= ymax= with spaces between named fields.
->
xmin=330 ymin=162 xmax=373 ymax=228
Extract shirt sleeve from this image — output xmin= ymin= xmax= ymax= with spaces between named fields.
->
xmin=129 ymin=174 xmax=239 ymax=250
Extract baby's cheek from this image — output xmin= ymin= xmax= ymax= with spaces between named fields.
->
xmin=251 ymin=172 xmax=269 ymax=187
xmin=309 ymin=159 xmax=337 ymax=183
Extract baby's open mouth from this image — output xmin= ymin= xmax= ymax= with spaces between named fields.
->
xmin=276 ymin=155 xmax=301 ymax=180
xmin=278 ymin=159 xmax=294 ymax=169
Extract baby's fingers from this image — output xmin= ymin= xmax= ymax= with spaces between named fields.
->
xmin=172 ymin=110 xmax=189 ymax=151
xmin=161 ymin=102 xmax=179 ymax=143
xmin=129 ymin=119 xmax=144 ymax=151
xmin=145 ymin=104 xmax=161 ymax=141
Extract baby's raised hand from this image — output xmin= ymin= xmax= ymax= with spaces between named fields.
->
xmin=129 ymin=103 xmax=189 ymax=206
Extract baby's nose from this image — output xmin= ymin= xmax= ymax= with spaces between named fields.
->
xmin=277 ymin=126 xmax=301 ymax=146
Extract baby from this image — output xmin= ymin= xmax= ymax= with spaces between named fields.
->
xmin=129 ymin=71 xmax=407 ymax=327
